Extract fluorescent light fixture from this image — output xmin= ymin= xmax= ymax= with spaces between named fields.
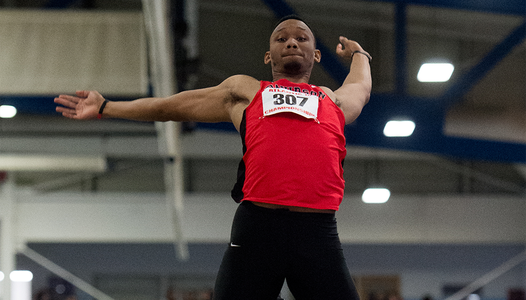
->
xmin=0 ymin=271 xmax=33 ymax=300
xmin=362 ymin=188 xmax=391 ymax=203
xmin=0 ymin=155 xmax=106 ymax=171
xmin=10 ymin=271 xmax=33 ymax=282
xmin=384 ymin=120 xmax=415 ymax=137
xmin=0 ymin=105 xmax=17 ymax=118
xmin=11 ymin=271 xmax=33 ymax=300
xmin=417 ymin=62 xmax=454 ymax=82
xmin=0 ymin=270 xmax=34 ymax=282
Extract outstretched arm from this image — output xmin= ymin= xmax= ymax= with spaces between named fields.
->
xmin=54 ymin=75 xmax=258 ymax=129
xmin=330 ymin=36 xmax=372 ymax=124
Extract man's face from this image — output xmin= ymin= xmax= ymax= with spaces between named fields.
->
xmin=265 ymin=19 xmax=321 ymax=75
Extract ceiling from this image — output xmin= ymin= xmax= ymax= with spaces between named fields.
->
xmin=0 ymin=0 xmax=525 ymax=196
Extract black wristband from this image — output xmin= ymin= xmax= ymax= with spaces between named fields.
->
xmin=352 ymin=50 xmax=372 ymax=62
xmin=97 ymin=100 xmax=108 ymax=119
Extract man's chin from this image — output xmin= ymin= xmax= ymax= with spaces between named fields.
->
xmin=283 ymin=61 xmax=303 ymax=74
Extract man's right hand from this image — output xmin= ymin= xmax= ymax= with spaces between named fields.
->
xmin=54 ymin=90 xmax=106 ymax=120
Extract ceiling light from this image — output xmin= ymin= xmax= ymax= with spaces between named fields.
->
xmin=0 ymin=155 xmax=106 ymax=171
xmin=384 ymin=120 xmax=415 ymax=137
xmin=362 ymin=188 xmax=390 ymax=203
xmin=0 ymin=105 xmax=17 ymax=118
xmin=9 ymin=270 xmax=33 ymax=282
xmin=417 ymin=62 xmax=454 ymax=82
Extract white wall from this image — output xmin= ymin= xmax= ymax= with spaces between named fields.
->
xmin=8 ymin=189 xmax=525 ymax=300
xmin=13 ymin=191 xmax=526 ymax=244
xmin=0 ymin=10 xmax=148 ymax=96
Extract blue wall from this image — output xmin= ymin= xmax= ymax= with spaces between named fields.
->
xmin=17 ymin=242 xmax=526 ymax=300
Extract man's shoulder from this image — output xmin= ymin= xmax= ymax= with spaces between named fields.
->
xmin=222 ymin=75 xmax=261 ymax=102
xmin=220 ymin=75 xmax=261 ymax=130
xmin=224 ymin=74 xmax=260 ymax=87
xmin=319 ymin=86 xmax=337 ymax=104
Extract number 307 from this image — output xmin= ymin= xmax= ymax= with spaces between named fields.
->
xmin=273 ymin=93 xmax=309 ymax=107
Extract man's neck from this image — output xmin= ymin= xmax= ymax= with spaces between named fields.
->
xmin=272 ymin=71 xmax=311 ymax=84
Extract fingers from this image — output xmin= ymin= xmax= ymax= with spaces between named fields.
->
xmin=336 ymin=36 xmax=369 ymax=61
xmin=336 ymin=43 xmax=344 ymax=56
xmin=55 ymin=91 xmax=103 ymax=120
xmin=76 ymin=90 xmax=90 ymax=98
xmin=55 ymin=106 xmax=78 ymax=119
xmin=338 ymin=36 xmax=349 ymax=49
xmin=59 ymin=94 xmax=80 ymax=103
xmin=54 ymin=94 xmax=82 ymax=119
xmin=54 ymin=92 xmax=88 ymax=107
xmin=339 ymin=36 xmax=355 ymax=45
xmin=54 ymin=95 xmax=79 ymax=108
xmin=338 ymin=36 xmax=362 ymax=51
xmin=336 ymin=36 xmax=347 ymax=55
xmin=336 ymin=37 xmax=350 ymax=57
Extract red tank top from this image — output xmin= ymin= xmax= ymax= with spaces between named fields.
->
xmin=231 ymin=79 xmax=347 ymax=210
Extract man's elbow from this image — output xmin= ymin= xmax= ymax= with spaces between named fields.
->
xmin=362 ymin=80 xmax=372 ymax=101
xmin=344 ymin=105 xmax=364 ymax=125
xmin=356 ymin=84 xmax=371 ymax=106
xmin=344 ymin=90 xmax=370 ymax=124
xmin=363 ymin=90 xmax=371 ymax=105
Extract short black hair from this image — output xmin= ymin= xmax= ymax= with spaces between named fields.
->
xmin=274 ymin=14 xmax=312 ymax=31
xmin=272 ymin=14 xmax=316 ymax=46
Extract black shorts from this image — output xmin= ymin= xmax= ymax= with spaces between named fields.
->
xmin=213 ymin=201 xmax=360 ymax=300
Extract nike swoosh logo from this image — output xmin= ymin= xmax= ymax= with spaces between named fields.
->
xmin=230 ymin=243 xmax=241 ymax=248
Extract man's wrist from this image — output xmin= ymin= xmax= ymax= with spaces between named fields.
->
xmin=351 ymin=50 xmax=372 ymax=63
xmin=97 ymin=100 xmax=109 ymax=119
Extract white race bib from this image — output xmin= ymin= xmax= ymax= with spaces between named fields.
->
xmin=262 ymin=87 xmax=319 ymax=119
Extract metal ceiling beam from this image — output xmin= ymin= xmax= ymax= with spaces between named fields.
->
xmin=347 ymin=126 xmax=526 ymax=163
xmin=354 ymin=0 xmax=526 ymax=163
xmin=260 ymin=0 xmax=295 ymax=16
xmin=440 ymin=19 xmax=526 ymax=106
xmin=346 ymin=93 xmax=526 ymax=163
xmin=44 ymin=0 xmax=79 ymax=9
xmin=395 ymin=2 xmax=407 ymax=95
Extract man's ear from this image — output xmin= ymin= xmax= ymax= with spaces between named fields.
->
xmin=314 ymin=49 xmax=321 ymax=63
xmin=264 ymin=51 xmax=271 ymax=65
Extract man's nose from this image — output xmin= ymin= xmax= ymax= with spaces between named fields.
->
xmin=286 ymin=39 xmax=298 ymax=48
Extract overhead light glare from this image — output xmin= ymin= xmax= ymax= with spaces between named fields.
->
xmin=417 ymin=62 xmax=454 ymax=82
xmin=384 ymin=120 xmax=415 ymax=137
xmin=362 ymin=188 xmax=391 ymax=203
xmin=0 ymin=105 xmax=17 ymax=118
xmin=10 ymin=270 xmax=33 ymax=282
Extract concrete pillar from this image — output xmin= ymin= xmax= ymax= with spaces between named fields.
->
xmin=0 ymin=173 xmax=16 ymax=300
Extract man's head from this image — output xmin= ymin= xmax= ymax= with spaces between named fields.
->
xmin=272 ymin=15 xmax=314 ymax=38
xmin=264 ymin=15 xmax=321 ymax=81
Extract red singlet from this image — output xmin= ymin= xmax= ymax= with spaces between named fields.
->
xmin=231 ymin=79 xmax=347 ymax=210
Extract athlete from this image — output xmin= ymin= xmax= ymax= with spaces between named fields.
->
xmin=55 ymin=15 xmax=371 ymax=300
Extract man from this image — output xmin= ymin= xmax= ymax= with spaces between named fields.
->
xmin=55 ymin=15 xmax=371 ymax=300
